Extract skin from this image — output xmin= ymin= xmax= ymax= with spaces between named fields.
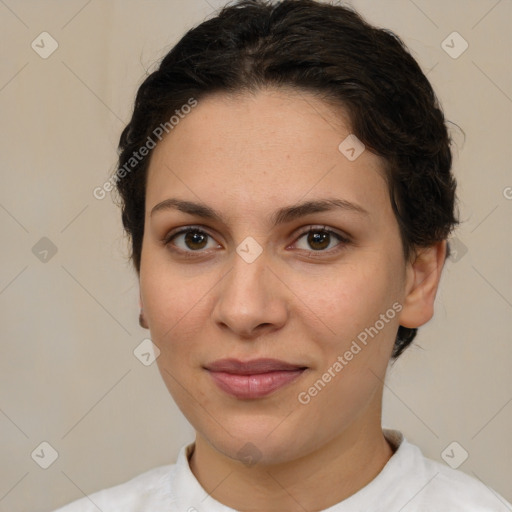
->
xmin=138 ymin=88 xmax=446 ymax=511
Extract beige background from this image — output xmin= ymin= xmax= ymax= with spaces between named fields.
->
xmin=0 ymin=0 xmax=511 ymax=510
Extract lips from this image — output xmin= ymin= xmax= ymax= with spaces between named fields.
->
xmin=205 ymin=358 xmax=307 ymax=399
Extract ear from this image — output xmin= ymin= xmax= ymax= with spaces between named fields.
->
xmin=399 ymin=240 xmax=447 ymax=329
xmin=139 ymin=290 xmax=149 ymax=329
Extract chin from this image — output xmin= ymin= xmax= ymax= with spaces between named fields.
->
xmin=219 ymin=436 xmax=303 ymax=467
xmin=198 ymin=415 xmax=315 ymax=467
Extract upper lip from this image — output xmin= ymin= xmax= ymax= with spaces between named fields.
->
xmin=205 ymin=358 xmax=307 ymax=375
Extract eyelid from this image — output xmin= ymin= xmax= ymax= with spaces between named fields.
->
xmin=162 ymin=225 xmax=219 ymax=247
xmin=293 ymin=225 xmax=351 ymax=244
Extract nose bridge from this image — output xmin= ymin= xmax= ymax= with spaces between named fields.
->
xmin=213 ymin=246 xmax=288 ymax=337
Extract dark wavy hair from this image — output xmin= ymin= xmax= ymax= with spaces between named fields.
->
xmin=114 ymin=0 xmax=458 ymax=358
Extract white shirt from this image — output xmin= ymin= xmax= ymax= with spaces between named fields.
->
xmin=53 ymin=430 xmax=511 ymax=511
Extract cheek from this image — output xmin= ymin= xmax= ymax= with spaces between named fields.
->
xmin=308 ymin=256 xmax=403 ymax=346
xmin=139 ymin=247 xmax=206 ymax=349
xmin=295 ymin=262 xmax=402 ymax=425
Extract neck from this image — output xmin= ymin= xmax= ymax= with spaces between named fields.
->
xmin=189 ymin=409 xmax=394 ymax=511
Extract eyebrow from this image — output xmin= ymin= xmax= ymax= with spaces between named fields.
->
xmin=150 ymin=197 xmax=369 ymax=226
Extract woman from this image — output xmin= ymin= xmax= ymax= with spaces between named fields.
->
xmin=54 ymin=0 xmax=511 ymax=510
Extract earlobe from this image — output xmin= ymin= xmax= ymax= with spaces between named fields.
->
xmin=139 ymin=292 xmax=149 ymax=329
xmin=399 ymin=241 xmax=447 ymax=329
xmin=139 ymin=310 xmax=149 ymax=329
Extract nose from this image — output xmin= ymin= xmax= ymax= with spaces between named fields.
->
xmin=212 ymin=250 xmax=289 ymax=340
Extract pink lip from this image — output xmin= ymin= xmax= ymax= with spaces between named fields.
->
xmin=205 ymin=358 xmax=307 ymax=399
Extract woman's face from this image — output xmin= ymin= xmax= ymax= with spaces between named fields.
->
xmin=140 ymin=88 xmax=412 ymax=464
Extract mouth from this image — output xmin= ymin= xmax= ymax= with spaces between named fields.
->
xmin=204 ymin=358 xmax=308 ymax=399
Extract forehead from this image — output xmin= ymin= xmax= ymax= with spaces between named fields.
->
xmin=145 ymin=88 xmax=390 ymax=220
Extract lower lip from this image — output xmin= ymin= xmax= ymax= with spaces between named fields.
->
xmin=208 ymin=369 xmax=305 ymax=399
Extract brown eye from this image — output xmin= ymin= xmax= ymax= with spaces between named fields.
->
xmin=183 ymin=230 xmax=208 ymax=250
xmin=307 ymin=231 xmax=331 ymax=251
xmin=294 ymin=228 xmax=349 ymax=254
xmin=165 ymin=228 xmax=219 ymax=253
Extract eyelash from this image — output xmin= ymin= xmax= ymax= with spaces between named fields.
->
xmin=162 ymin=225 xmax=351 ymax=259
